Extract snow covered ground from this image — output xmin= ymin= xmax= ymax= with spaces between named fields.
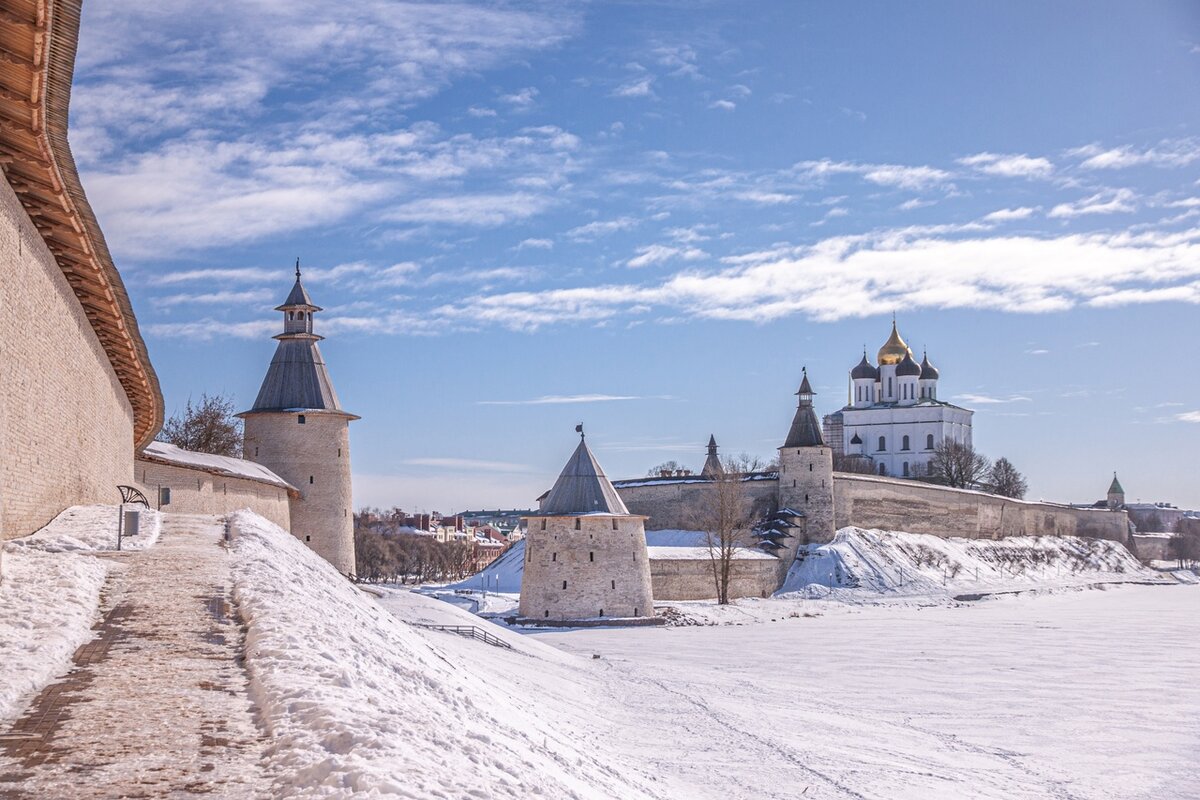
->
xmin=0 ymin=504 xmax=160 ymax=721
xmin=228 ymin=511 xmax=1198 ymax=799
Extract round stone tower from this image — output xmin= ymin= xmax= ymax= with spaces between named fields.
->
xmin=239 ymin=262 xmax=359 ymax=576
xmin=519 ymin=428 xmax=655 ymax=624
xmin=777 ymin=368 xmax=835 ymax=546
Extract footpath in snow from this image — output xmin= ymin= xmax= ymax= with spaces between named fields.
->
xmin=0 ymin=511 xmax=267 ymax=798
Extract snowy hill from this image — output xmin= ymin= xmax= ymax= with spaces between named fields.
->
xmin=227 ymin=511 xmax=666 ymax=798
xmin=781 ymin=527 xmax=1156 ymax=598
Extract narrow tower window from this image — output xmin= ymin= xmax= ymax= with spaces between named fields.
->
xmin=562 ymin=580 xmax=567 ymax=590
xmin=541 ymin=519 xmax=546 ymax=530
xmin=309 ymin=476 xmax=314 ymax=484
xmin=298 ymin=415 xmax=306 ymax=424
xmin=574 ymin=518 xmax=581 ymax=530
xmin=878 ymin=436 xmax=886 ymax=451
xmin=611 ymin=580 xmax=615 ymax=589
xmin=902 ymin=435 xmax=910 ymax=451
xmin=589 ymin=552 xmax=594 ymax=562
xmin=612 ymin=518 xmax=618 ymax=530
xmin=926 ymin=434 xmax=934 ymax=450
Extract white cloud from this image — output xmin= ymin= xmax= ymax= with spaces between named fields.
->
xmin=1177 ymin=411 xmax=1200 ymax=423
xmin=428 ymin=225 xmax=1200 ymax=330
xmin=383 ymin=193 xmax=554 ymax=226
xmin=152 ymin=289 xmax=274 ymax=308
xmin=613 ymin=76 xmax=655 ymax=98
xmin=401 ymin=457 xmax=531 ymax=473
xmin=499 ymin=86 xmax=539 ymax=108
xmin=953 ymin=394 xmax=1033 ymax=405
xmin=1070 ymin=138 xmax=1200 ymax=169
xmin=626 ymin=244 xmax=707 ymax=269
xmin=958 ymin=152 xmax=1054 ymax=178
xmin=898 ymin=198 xmax=935 ymax=211
xmin=477 ymin=394 xmax=651 ymax=406
xmin=566 ymin=217 xmax=639 ymax=240
xmin=983 ymin=207 xmax=1037 ymax=223
xmin=793 ymin=159 xmax=952 ymax=191
xmin=466 ymin=106 xmax=497 ymax=117
xmin=1024 ymin=348 xmax=1050 ymax=355
xmin=709 ymin=99 xmax=736 ymax=111
xmin=517 ymin=238 xmax=554 ymax=250
xmin=731 ymin=190 xmax=795 ymax=205
xmin=1048 ymin=189 xmax=1137 ymax=219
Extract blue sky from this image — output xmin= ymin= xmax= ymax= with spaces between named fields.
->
xmin=72 ymin=1 xmax=1200 ymax=512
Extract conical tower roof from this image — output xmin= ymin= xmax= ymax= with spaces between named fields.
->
xmin=276 ymin=260 xmax=320 ymax=310
xmin=702 ymin=434 xmax=723 ymax=477
xmin=244 ymin=266 xmax=353 ymax=415
xmin=540 ymin=434 xmax=630 ymax=515
xmin=1108 ymin=473 xmax=1124 ymax=495
xmin=783 ymin=370 xmax=824 ymax=448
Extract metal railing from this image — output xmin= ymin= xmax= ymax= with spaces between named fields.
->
xmin=415 ymin=623 xmax=512 ymax=649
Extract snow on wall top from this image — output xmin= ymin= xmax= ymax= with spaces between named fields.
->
xmin=139 ymin=441 xmax=296 ymax=492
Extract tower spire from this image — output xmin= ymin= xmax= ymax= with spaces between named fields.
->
xmin=295 ymin=257 xmax=301 ymax=280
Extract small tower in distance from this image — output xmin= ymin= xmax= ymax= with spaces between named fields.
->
xmin=1107 ymin=473 xmax=1125 ymax=510
xmin=240 ymin=261 xmax=359 ymax=576
xmin=701 ymin=434 xmax=723 ymax=477
xmin=777 ymin=368 xmax=835 ymax=545
xmin=520 ymin=427 xmax=655 ymax=624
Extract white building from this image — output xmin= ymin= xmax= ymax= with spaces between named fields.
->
xmin=823 ymin=321 xmax=973 ymax=478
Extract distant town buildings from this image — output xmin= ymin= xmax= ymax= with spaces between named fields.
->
xmin=823 ymin=320 xmax=973 ymax=478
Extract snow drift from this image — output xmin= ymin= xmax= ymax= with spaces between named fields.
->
xmin=782 ymin=527 xmax=1155 ymax=597
xmin=227 ymin=510 xmax=663 ymax=799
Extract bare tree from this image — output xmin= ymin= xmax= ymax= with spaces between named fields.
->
xmin=158 ymin=392 xmax=243 ymax=457
xmin=1169 ymin=531 xmax=1200 ymax=569
xmin=988 ymin=457 xmax=1028 ymax=499
xmin=925 ymin=440 xmax=990 ymax=489
xmin=647 ymin=460 xmax=682 ymax=477
xmin=689 ymin=456 xmax=761 ymax=604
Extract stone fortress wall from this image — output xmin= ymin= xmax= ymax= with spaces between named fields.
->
xmin=618 ymin=472 xmax=1129 ymax=546
xmin=649 ymin=556 xmax=779 ymax=601
xmin=0 ymin=178 xmax=135 ymax=541
xmin=519 ymin=514 xmax=655 ymax=621
xmin=834 ymin=474 xmax=1131 ymax=544
xmin=134 ymin=458 xmax=292 ymax=531
xmin=244 ymin=410 xmax=356 ymax=576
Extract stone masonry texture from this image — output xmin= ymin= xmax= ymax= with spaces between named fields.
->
xmin=0 ymin=178 xmax=133 ymax=544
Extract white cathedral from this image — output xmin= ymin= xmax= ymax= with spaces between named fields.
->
xmin=822 ymin=320 xmax=973 ymax=478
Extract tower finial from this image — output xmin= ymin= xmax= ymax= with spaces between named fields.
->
xmin=575 ymin=423 xmax=584 ymax=440
xmin=295 ymin=257 xmax=301 ymax=280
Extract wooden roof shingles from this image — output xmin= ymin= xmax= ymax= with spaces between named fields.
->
xmin=0 ymin=0 xmax=162 ymax=447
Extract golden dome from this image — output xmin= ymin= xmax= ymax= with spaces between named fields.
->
xmin=877 ymin=320 xmax=912 ymax=366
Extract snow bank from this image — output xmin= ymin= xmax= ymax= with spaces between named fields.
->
xmin=227 ymin=510 xmax=662 ymax=799
xmin=12 ymin=504 xmax=162 ymax=553
xmin=781 ymin=527 xmax=1157 ymax=597
xmin=445 ymin=538 xmax=526 ymax=593
xmin=0 ymin=505 xmax=159 ymax=721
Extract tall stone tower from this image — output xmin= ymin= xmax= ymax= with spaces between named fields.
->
xmin=777 ymin=368 xmax=835 ymax=545
xmin=701 ymin=434 xmax=723 ymax=477
xmin=520 ymin=428 xmax=655 ymax=624
xmin=1107 ymin=473 xmax=1125 ymax=510
xmin=240 ymin=263 xmax=359 ymax=576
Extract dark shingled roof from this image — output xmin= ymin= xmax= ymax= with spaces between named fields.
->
xmin=540 ymin=437 xmax=630 ymax=515
xmin=276 ymin=277 xmax=319 ymax=310
xmin=702 ymin=434 xmax=723 ymax=477
xmin=250 ymin=339 xmax=343 ymax=411
xmin=783 ymin=371 xmax=825 ymax=449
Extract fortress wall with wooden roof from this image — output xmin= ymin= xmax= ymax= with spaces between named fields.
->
xmin=0 ymin=0 xmax=163 ymax=540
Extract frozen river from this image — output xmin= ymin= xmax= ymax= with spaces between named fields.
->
xmin=532 ymin=585 xmax=1199 ymax=800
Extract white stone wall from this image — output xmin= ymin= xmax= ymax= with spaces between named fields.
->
xmin=244 ymin=410 xmax=356 ymax=575
xmin=650 ymin=556 xmax=779 ymax=601
xmin=134 ymin=458 xmax=291 ymax=531
xmin=519 ymin=514 xmax=655 ymax=621
xmin=841 ymin=404 xmax=973 ymax=478
xmin=834 ymin=473 xmax=1130 ymax=544
xmin=0 ymin=177 xmax=134 ymax=542
xmin=617 ymin=478 xmax=779 ymax=531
